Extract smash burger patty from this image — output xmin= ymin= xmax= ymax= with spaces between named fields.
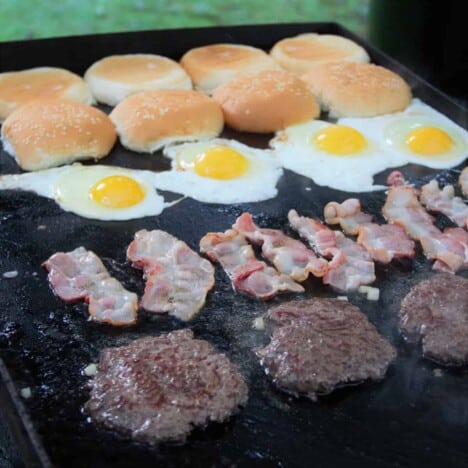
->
xmin=85 ymin=329 xmax=248 ymax=443
xmin=399 ymin=274 xmax=468 ymax=365
xmin=258 ymin=298 xmax=396 ymax=400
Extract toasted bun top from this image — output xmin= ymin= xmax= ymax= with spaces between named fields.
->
xmin=301 ymin=61 xmax=412 ymax=117
xmin=1 ymin=99 xmax=116 ymax=171
xmin=270 ymin=33 xmax=370 ymax=75
xmin=0 ymin=67 xmax=93 ymax=122
xmin=180 ymin=43 xmax=281 ymax=95
xmin=85 ymin=54 xmax=190 ymax=84
xmin=212 ymin=69 xmax=320 ymax=133
xmin=109 ymin=89 xmax=224 ymax=152
xmin=84 ymin=54 xmax=192 ymax=106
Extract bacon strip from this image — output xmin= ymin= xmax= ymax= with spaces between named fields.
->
xmin=324 ymin=199 xmax=373 ymax=235
xmin=127 ymin=230 xmax=214 ymax=321
xmin=386 ymin=170 xmax=407 ymax=187
xmin=460 ymin=167 xmax=468 ymax=197
xmin=43 ymin=247 xmax=138 ymax=326
xmin=199 ymin=229 xmax=304 ymax=299
xmin=433 ymin=227 xmax=468 ymax=271
xmin=420 ymin=180 xmax=468 ymax=229
xmin=233 ymin=212 xmax=328 ymax=281
xmin=324 ymin=199 xmax=415 ymax=263
xmin=383 ymin=186 xmax=466 ymax=272
xmin=288 ymin=210 xmax=375 ymax=291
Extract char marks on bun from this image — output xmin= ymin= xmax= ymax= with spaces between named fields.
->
xmin=84 ymin=54 xmax=192 ymax=106
xmin=0 ymin=67 xmax=94 ymax=122
xmin=212 ymin=69 xmax=320 ymax=133
xmin=1 ymin=99 xmax=117 ymax=171
xmin=270 ymin=33 xmax=370 ymax=75
xmin=301 ymin=61 xmax=412 ymax=117
xmin=109 ymin=89 xmax=224 ymax=153
xmin=180 ymin=43 xmax=281 ymax=95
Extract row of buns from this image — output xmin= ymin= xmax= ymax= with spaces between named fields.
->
xmin=0 ymin=33 xmax=411 ymax=118
xmin=0 ymin=33 xmax=412 ymax=171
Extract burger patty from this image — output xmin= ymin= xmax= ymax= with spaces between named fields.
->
xmin=399 ymin=274 xmax=468 ymax=365
xmin=85 ymin=329 xmax=248 ymax=443
xmin=257 ymin=298 xmax=396 ymax=400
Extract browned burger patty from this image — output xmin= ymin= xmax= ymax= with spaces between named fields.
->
xmin=258 ymin=298 xmax=396 ymax=400
xmin=85 ymin=329 xmax=248 ymax=443
xmin=399 ymin=274 xmax=468 ymax=365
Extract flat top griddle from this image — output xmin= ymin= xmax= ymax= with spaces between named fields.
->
xmin=0 ymin=23 xmax=467 ymax=468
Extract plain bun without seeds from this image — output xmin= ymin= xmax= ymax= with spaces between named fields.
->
xmin=109 ymin=89 xmax=224 ymax=153
xmin=84 ymin=54 xmax=192 ymax=106
xmin=180 ymin=43 xmax=281 ymax=95
xmin=270 ymin=33 xmax=370 ymax=75
xmin=301 ymin=61 xmax=412 ymax=117
xmin=212 ymin=69 xmax=320 ymax=133
xmin=1 ymin=99 xmax=117 ymax=171
xmin=0 ymin=67 xmax=94 ymax=122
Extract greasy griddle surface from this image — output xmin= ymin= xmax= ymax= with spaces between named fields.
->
xmin=0 ymin=23 xmax=467 ymax=468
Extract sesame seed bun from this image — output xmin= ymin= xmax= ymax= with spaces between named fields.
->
xmin=301 ymin=61 xmax=412 ymax=117
xmin=84 ymin=54 xmax=192 ymax=106
xmin=180 ymin=44 xmax=281 ymax=95
xmin=109 ymin=89 xmax=224 ymax=153
xmin=270 ymin=33 xmax=370 ymax=75
xmin=0 ymin=67 xmax=94 ymax=123
xmin=1 ymin=99 xmax=117 ymax=171
xmin=212 ymin=70 xmax=320 ymax=133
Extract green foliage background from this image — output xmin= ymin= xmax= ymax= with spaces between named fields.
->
xmin=0 ymin=0 xmax=369 ymax=42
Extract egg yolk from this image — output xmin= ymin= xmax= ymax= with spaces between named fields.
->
xmin=312 ymin=125 xmax=367 ymax=155
xmin=405 ymin=126 xmax=453 ymax=155
xmin=90 ymin=175 xmax=146 ymax=208
xmin=193 ymin=146 xmax=248 ymax=180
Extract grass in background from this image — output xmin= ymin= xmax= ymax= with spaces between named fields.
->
xmin=0 ymin=0 xmax=369 ymax=42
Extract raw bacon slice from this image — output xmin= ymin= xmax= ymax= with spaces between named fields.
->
xmin=43 ymin=247 xmax=138 ymax=325
xmin=327 ymin=233 xmax=376 ymax=291
xmin=356 ymin=224 xmax=415 ymax=264
xmin=433 ymin=227 xmax=468 ymax=271
xmin=460 ymin=167 xmax=468 ymax=197
xmin=287 ymin=210 xmax=337 ymax=257
xmin=383 ymin=186 xmax=466 ymax=272
xmin=324 ymin=199 xmax=373 ymax=235
xmin=233 ymin=212 xmax=328 ymax=281
xmin=288 ymin=210 xmax=375 ymax=291
xmin=127 ymin=230 xmax=214 ymax=321
xmin=324 ymin=199 xmax=415 ymax=263
xmin=199 ymin=229 xmax=304 ymax=299
xmin=386 ymin=170 xmax=407 ymax=187
xmin=420 ymin=179 xmax=468 ymax=229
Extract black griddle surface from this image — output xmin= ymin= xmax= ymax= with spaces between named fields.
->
xmin=0 ymin=23 xmax=467 ymax=468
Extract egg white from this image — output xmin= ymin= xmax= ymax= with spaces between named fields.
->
xmin=270 ymin=120 xmax=404 ymax=192
xmin=0 ymin=164 xmax=172 ymax=220
xmin=339 ymin=99 xmax=468 ymax=169
xmin=154 ymin=139 xmax=283 ymax=204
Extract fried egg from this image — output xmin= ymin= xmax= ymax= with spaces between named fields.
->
xmin=0 ymin=164 xmax=173 ymax=220
xmin=270 ymin=120 xmax=404 ymax=192
xmin=154 ymin=139 xmax=283 ymax=203
xmin=339 ymin=99 xmax=468 ymax=169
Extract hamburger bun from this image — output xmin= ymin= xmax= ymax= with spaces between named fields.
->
xmin=212 ymin=70 xmax=320 ymax=133
xmin=270 ymin=33 xmax=370 ymax=75
xmin=180 ymin=43 xmax=281 ymax=95
xmin=0 ymin=67 xmax=93 ymax=122
xmin=301 ymin=61 xmax=412 ymax=117
xmin=109 ymin=89 xmax=224 ymax=153
xmin=1 ymin=99 xmax=117 ymax=171
xmin=84 ymin=54 xmax=192 ymax=106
